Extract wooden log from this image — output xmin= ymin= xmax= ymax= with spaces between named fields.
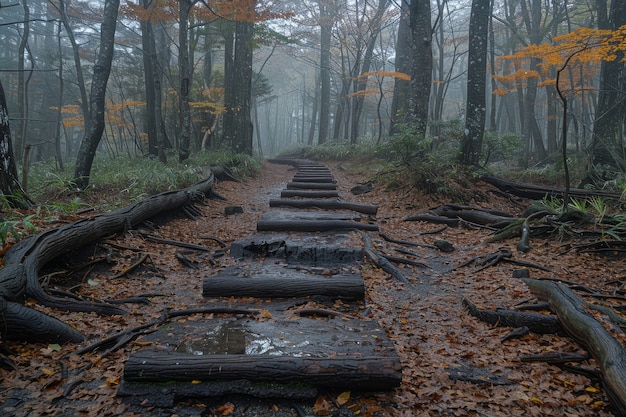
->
xmin=257 ymin=220 xmax=378 ymax=232
xmin=269 ymin=199 xmax=378 ymax=215
xmin=482 ymin=175 xmax=622 ymax=200
xmin=287 ymin=182 xmax=337 ymax=190
xmin=124 ymin=351 xmax=402 ymax=390
xmin=523 ymin=278 xmax=626 ymax=416
xmin=281 ymin=190 xmax=339 ymax=199
xmin=291 ymin=176 xmax=335 ymax=183
xmin=462 ymin=298 xmax=562 ymax=334
xmin=203 ymin=273 xmax=365 ymax=299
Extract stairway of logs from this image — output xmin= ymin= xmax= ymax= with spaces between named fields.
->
xmin=117 ymin=159 xmax=402 ymax=411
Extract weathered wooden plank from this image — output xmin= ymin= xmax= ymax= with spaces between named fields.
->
xmin=269 ymin=199 xmax=378 ymax=215
xmin=203 ymin=267 xmax=364 ymax=298
xmin=124 ymin=351 xmax=401 ymax=390
xmin=287 ymin=182 xmax=337 ymax=190
xmin=281 ymin=190 xmax=339 ymax=198
xmin=257 ymin=220 xmax=378 ymax=232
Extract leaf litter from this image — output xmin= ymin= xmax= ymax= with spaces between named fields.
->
xmin=0 ymin=160 xmax=623 ymax=416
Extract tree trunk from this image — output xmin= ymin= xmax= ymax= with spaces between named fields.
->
xmin=318 ymin=0 xmax=332 ymax=145
xmin=461 ymin=0 xmax=491 ymax=166
xmin=592 ymin=0 xmax=626 ymax=170
xmin=390 ymin=1 xmax=411 ymax=135
xmin=178 ymin=0 xmax=192 ymax=162
xmin=73 ymin=0 xmax=120 ymax=190
xmin=0 ymin=79 xmax=32 ymax=209
xmin=407 ymin=0 xmax=432 ymax=137
xmin=141 ymin=2 xmax=158 ymax=158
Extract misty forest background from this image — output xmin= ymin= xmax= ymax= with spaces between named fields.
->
xmin=1 ymin=0 xmax=626 ymax=209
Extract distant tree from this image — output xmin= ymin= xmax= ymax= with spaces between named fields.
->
xmin=73 ymin=0 xmax=120 ymax=190
xmin=407 ymin=0 xmax=432 ymax=137
xmin=317 ymin=0 xmax=333 ymax=145
xmin=222 ymin=0 xmax=256 ymax=155
xmin=389 ymin=0 xmax=411 ymax=135
xmin=460 ymin=0 xmax=491 ymax=166
xmin=0 ymin=79 xmax=32 ymax=209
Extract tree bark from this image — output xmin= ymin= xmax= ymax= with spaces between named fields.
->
xmin=178 ymin=0 xmax=192 ymax=162
xmin=0 ymin=79 xmax=32 ymax=209
xmin=523 ymin=278 xmax=626 ymax=416
xmin=73 ymin=0 xmax=120 ymax=190
xmin=318 ymin=0 xmax=333 ymax=145
xmin=461 ymin=0 xmax=491 ymax=166
xmin=407 ymin=0 xmax=432 ymax=137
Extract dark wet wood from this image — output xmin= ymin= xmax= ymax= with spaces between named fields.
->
xmin=269 ymin=198 xmax=378 ymax=214
xmin=124 ymin=351 xmax=402 ymax=390
xmin=280 ymin=190 xmax=339 ymax=198
xmin=287 ymin=182 xmax=337 ymax=190
xmin=523 ymin=278 xmax=626 ymax=416
xmin=257 ymin=219 xmax=378 ymax=232
xmin=482 ymin=175 xmax=622 ymax=200
xmin=203 ymin=270 xmax=365 ymax=299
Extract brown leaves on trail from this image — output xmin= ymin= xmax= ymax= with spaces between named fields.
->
xmin=0 ymin=161 xmax=623 ymax=416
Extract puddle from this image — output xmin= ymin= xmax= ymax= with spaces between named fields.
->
xmin=176 ymin=320 xmax=311 ymax=356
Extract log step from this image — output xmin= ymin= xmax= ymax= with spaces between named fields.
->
xmin=203 ymin=263 xmax=365 ymax=299
xmin=269 ymin=198 xmax=378 ymax=215
xmin=290 ymin=176 xmax=336 ymax=183
xmin=281 ymin=190 xmax=339 ymax=198
xmin=287 ymin=182 xmax=337 ymax=190
xmin=123 ymin=317 xmax=401 ymax=390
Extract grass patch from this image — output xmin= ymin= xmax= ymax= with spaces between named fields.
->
xmin=26 ymin=150 xmax=261 ymax=213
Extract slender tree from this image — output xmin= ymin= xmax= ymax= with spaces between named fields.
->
xmin=407 ymin=0 xmax=432 ymax=137
xmin=73 ymin=0 xmax=120 ymax=189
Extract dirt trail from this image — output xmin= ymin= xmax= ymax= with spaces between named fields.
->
xmin=0 ymin=160 xmax=621 ymax=417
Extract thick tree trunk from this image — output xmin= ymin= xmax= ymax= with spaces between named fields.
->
xmin=523 ymin=278 xmax=626 ymax=416
xmin=0 ymin=79 xmax=32 ymax=209
xmin=0 ymin=173 xmax=215 ymax=344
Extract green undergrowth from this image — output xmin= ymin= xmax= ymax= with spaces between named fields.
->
xmin=25 ymin=150 xmax=261 ymax=214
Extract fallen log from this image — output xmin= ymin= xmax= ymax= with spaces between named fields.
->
xmin=481 ymin=175 xmax=622 ymax=200
xmin=124 ymin=351 xmax=402 ymax=390
xmin=269 ymin=199 xmax=378 ymax=215
xmin=462 ymin=298 xmax=563 ymax=334
xmin=0 ymin=172 xmax=216 ymax=344
xmin=523 ymin=278 xmax=626 ymax=416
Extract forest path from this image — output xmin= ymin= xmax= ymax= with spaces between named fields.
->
xmin=1 ymin=159 xmax=619 ymax=417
